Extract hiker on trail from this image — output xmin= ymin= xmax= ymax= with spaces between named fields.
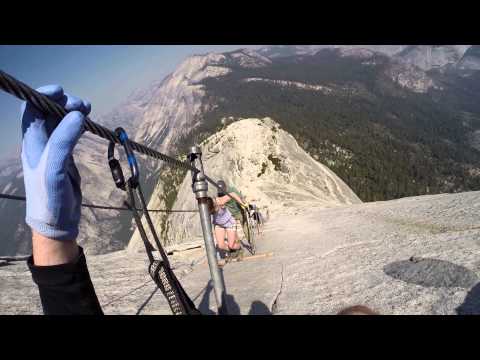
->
xmin=247 ymin=200 xmax=263 ymax=224
xmin=256 ymin=206 xmax=265 ymax=227
xmin=206 ymin=197 xmax=241 ymax=258
xmin=20 ymin=85 xmax=103 ymax=315
xmin=249 ymin=202 xmax=263 ymax=234
xmin=215 ymin=180 xmax=249 ymax=236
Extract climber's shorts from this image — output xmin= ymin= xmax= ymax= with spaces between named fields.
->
xmin=214 ymin=223 xmax=237 ymax=232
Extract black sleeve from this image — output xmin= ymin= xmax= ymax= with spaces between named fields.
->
xmin=27 ymin=246 xmax=104 ymax=315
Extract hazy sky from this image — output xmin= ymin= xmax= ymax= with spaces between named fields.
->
xmin=0 ymin=45 xmax=261 ymax=156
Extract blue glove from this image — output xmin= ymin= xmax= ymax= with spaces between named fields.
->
xmin=21 ymin=85 xmax=91 ymax=241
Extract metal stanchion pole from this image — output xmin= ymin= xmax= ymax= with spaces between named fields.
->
xmin=188 ymin=146 xmax=228 ymax=315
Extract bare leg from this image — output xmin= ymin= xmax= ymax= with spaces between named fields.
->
xmin=214 ymin=226 xmax=228 ymax=251
xmin=226 ymin=229 xmax=240 ymax=250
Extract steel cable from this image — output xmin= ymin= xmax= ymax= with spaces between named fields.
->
xmin=0 ymin=193 xmax=198 ymax=213
xmin=0 ymin=70 xmax=197 ymax=172
xmin=0 ymin=70 xmax=234 ymax=205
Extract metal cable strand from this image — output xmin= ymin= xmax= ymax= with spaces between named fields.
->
xmin=204 ymin=174 xmax=222 ymax=191
xmin=204 ymin=174 xmax=247 ymax=208
xmin=0 ymin=193 xmax=198 ymax=213
xmin=0 ymin=70 xmax=195 ymax=172
xmin=0 ymin=70 xmax=233 ymax=208
xmin=0 ymin=194 xmax=26 ymax=201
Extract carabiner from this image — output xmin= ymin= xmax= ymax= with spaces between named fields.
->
xmin=108 ymin=141 xmax=126 ymax=191
xmin=115 ymin=127 xmax=139 ymax=189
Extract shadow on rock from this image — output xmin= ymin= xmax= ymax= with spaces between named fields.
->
xmin=248 ymin=300 xmax=272 ymax=315
xmin=135 ymin=287 xmax=159 ymax=315
xmin=198 ymin=280 xmax=216 ymax=315
xmin=222 ymin=294 xmax=241 ymax=315
xmin=384 ymin=257 xmax=478 ymax=289
xmin=197 ymin=280 xmax=244 ymax=315
xmin=457 ymin=283 xmax=480 ymax=315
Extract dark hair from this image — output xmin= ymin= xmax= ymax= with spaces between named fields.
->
xmin=337 ymin=305 xmax=378 ymax=315
xmin=217 ymin=180 xmax=227 ymax=194
xmin=205 ymin=197 xmax=215 ymax=214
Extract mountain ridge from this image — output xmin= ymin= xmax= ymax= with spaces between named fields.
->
xmin=1 ymin=45 xmax=480 ymax=256
xmin=128 ymin=117 xmax=361 ymax=252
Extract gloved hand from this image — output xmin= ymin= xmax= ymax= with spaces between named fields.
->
xmin=21 ymin=85 xmax=90 ymax=241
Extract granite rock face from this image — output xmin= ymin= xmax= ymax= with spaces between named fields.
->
xmin=127 ymin=117 xmax=361 ymax=253
xmin=394 ymin=45 xmax=470 ymax=71
xmin=2 ymin=191 xmax=480 ymax=315
xmin=0 ymin=51 xmax=262 ymax=256
xmin=457 ymin=45 xmax=480 ymax=71
xmin=2 ymin=45 xmax=479 ymax=256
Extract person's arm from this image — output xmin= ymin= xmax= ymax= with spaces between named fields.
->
xmin=213 ymin=197 xmax=220 ymax=212
xmin=215 ymin=195 xmax=231 ymax=207
xmin=27 ymin=238 xmax=103 ymax=315
xmin=215 ymin=193 xmax=246 ymax=208
xmin=228 ymin=192 xmax=247 ymax=208
xmin=22 ymin=85 xmax=103 ymax=315
xmin=32 ymin=231 xmax=78 ymax=266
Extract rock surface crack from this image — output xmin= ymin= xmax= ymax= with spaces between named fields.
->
xmin=271 ymin=264 xmax=285 ymax=314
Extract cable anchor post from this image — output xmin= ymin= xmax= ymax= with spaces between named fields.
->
xmin=188 ymin=146 xmax=228 ymax=315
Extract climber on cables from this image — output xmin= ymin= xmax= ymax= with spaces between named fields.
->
xmin=248 ymin=201 xmax=264 ymax=234
xmin=206 ymin=197 xmax=241 ymax=260
xmin=214 ymin=180 xmax=249 ymax=257
xmin=20 ymin=85 xmax=103 ymax=315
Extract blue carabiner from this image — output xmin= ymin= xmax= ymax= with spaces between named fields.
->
xmin=115 ymin=127 xmax=139 ymax=189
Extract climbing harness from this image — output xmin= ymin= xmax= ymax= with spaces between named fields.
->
xmin=109 ymin=127 xmax=200 ymax=315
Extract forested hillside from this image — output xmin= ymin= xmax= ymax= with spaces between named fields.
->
xmin=199 ymin=49 xmax=480 ymax=201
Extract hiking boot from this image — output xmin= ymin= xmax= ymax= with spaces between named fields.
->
xmin=217 ymin=248 xmax=228 ymax=260
xmin=229 ymin=247 xmax=244 ymax=261
xmin=227 ymin=248 xmax=237 ymax=260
